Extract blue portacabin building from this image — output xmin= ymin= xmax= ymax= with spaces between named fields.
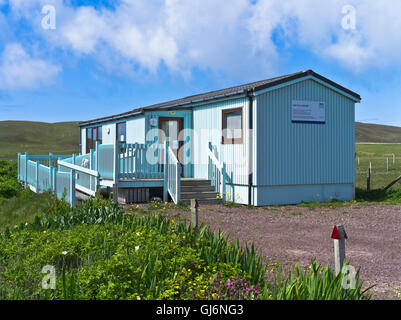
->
xmin=18 ymin=70 xmax=361 ymax=206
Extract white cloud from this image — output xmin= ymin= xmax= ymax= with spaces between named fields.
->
xmin=0 ymin=43 xmax=61 ymax=90
xmin=5 ymin=0 xmax=401 ymax=78
xmin=250 ymin=0 xmax=401 ymax=72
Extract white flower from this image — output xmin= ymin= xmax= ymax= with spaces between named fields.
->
xmin=136 ymin=232 xmax=141 ymax=236
xmin=135 ymin=246 xmax=140 ymax=251
xmin=61 ymin=251 xmax=68 ymax=255
xmin=137 ymin=296 xmax=141 ymax=300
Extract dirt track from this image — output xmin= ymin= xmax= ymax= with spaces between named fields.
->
xmin=174 ymin=202 xmax=401 ymax=299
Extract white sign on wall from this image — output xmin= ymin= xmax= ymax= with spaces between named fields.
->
xmin=291 ymin=100 xmax=325 ymax=123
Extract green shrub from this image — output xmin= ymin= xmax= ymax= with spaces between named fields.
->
xmin=0 ymin=160 xmax=22 ymax=199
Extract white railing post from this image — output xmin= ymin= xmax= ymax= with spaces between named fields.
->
xmin=24 ymin=152 xmax=29 ymax=189
xmin=53 ymin=167 xmax=58 ymax=197
xmin=176 ymin=160 xmax=181 ymax=203
xmin=113 ymin=140 xmax=120 ymax=203
xmin=163 ymin=141 xmax=169 ymax=203
xmin=17 ymin=152 xmax=21 ymax=182
xmin=70 ymin=169 xmax=76 ymax=206
xmin=96 ymin=141 xmax=100 ymax=172
xmin=49 ymin=153 xmax=53 ymax=168
xmin=49 ymin=166 xmax=53 ymax=192
xmin=36 ymin=161 xmax=39 ymax=192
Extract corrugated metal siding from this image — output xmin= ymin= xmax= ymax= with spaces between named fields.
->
xmin=256 ymin=79 xmax=355 ymax=186
xmin=193 ymin=97 xmax=249 ymax=185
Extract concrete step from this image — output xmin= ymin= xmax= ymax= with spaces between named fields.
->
xmin=181 ymin=198 xmax=222 ymax=205
xmin=181 ymin=185 xmax=216 ymax=192
xmin=180 ymin=180 xmax=212 ymax=187
xmin=181 ymin=191 xmax=219 ymax=200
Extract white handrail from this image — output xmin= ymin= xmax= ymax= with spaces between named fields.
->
xmin=168 ymin=146 xmax=180 ymax=164
xmin=207 ymin=147 xmax=222 ymax=170
xmin=58 ymin=160 xmax=99 ymax=177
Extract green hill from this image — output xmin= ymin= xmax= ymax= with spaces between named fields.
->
xmin=356 ymin=122 xmax=401 ymax=143
xmin=1 ymin=120 xmax=401 ymax=161
xmin=0 ymin=121 xmax=79 ymax=160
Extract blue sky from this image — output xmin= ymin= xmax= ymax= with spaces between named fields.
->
xmin=1 ymin=0 xmax=401 ymax=126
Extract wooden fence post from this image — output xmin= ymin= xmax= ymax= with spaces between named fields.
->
xmin=367 ymin=166 xmax=371 ymax=191
xmin=393 ymin=153 xmax=396 ymax=164
xmin=387 ymin=157 xmax=389 ymax=172
xmin=331 ymin=225 xmax=348 ymax=276
xmin=191 ymin=199 xmax=199 ymax=229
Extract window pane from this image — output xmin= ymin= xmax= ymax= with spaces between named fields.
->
xmin=225 ymin=111 xmax=241 ymax=139
xmin=93 ymin=127 xmax=97 ymax=141
xmin=117 ymin=122 xmax=126 ymax=142
xmin=97 ymin=126 xmax=102 ymax=140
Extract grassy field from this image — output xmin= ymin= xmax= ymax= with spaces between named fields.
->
xmin=0 ymin=121 xmax=79 ymax=161
xmin=356 ymin=143 xmax=401 ymax=191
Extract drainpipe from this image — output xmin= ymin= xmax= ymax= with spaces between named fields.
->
xmin=247 ymin=89 xmax=254 ymax=206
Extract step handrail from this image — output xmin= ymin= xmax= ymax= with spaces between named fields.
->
xmin=163 ymin=141 xmax=181 ymax=204
xmin=207 ymin=142 xmax=227 ymax=201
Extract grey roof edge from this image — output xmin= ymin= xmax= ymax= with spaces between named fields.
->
xmin=79 ymin=69 xmax=361 ymax=127
xmin=253 ymin=69 xmax=361 ymax=101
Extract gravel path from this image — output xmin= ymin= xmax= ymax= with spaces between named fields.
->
xmin=172 ymin=202 xmax=401 ymax=300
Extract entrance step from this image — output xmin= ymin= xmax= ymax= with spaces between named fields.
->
xmin=179 ymin=179 xmax=222 ymax=205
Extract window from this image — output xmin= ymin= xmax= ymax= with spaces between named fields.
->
xmin=86 ymin=126 xmax=102 ymax=153
xmin=116 ymin=122 xmax=127 ymax=143
xmin=222 ymin=108 xmax=243 ymax=144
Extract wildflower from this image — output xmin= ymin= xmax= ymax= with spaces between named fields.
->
xmin=137 ymin=296 xmax=141 ymax=300
xmin=136 ymin=232 xmax=141 ymax=236
xmin=61 ymin=251 xmax=68 ymax=255
xmin=135 ymin=246 xmax=140 ymax=251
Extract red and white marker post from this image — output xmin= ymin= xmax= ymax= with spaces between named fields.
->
xmin=331 ymin=225 xmax=348 ymax=276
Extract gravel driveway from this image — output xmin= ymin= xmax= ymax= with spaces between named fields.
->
xmin=172 ymin=202 xmax=401 ymax=300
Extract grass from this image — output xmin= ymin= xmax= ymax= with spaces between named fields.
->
xmin=0 ymin=190 xmax=53 ymax=232
xmin=356 ymin=143 xmax=401 ymax=191
xmin=0 ymin=120 xmax=79 ymax=160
